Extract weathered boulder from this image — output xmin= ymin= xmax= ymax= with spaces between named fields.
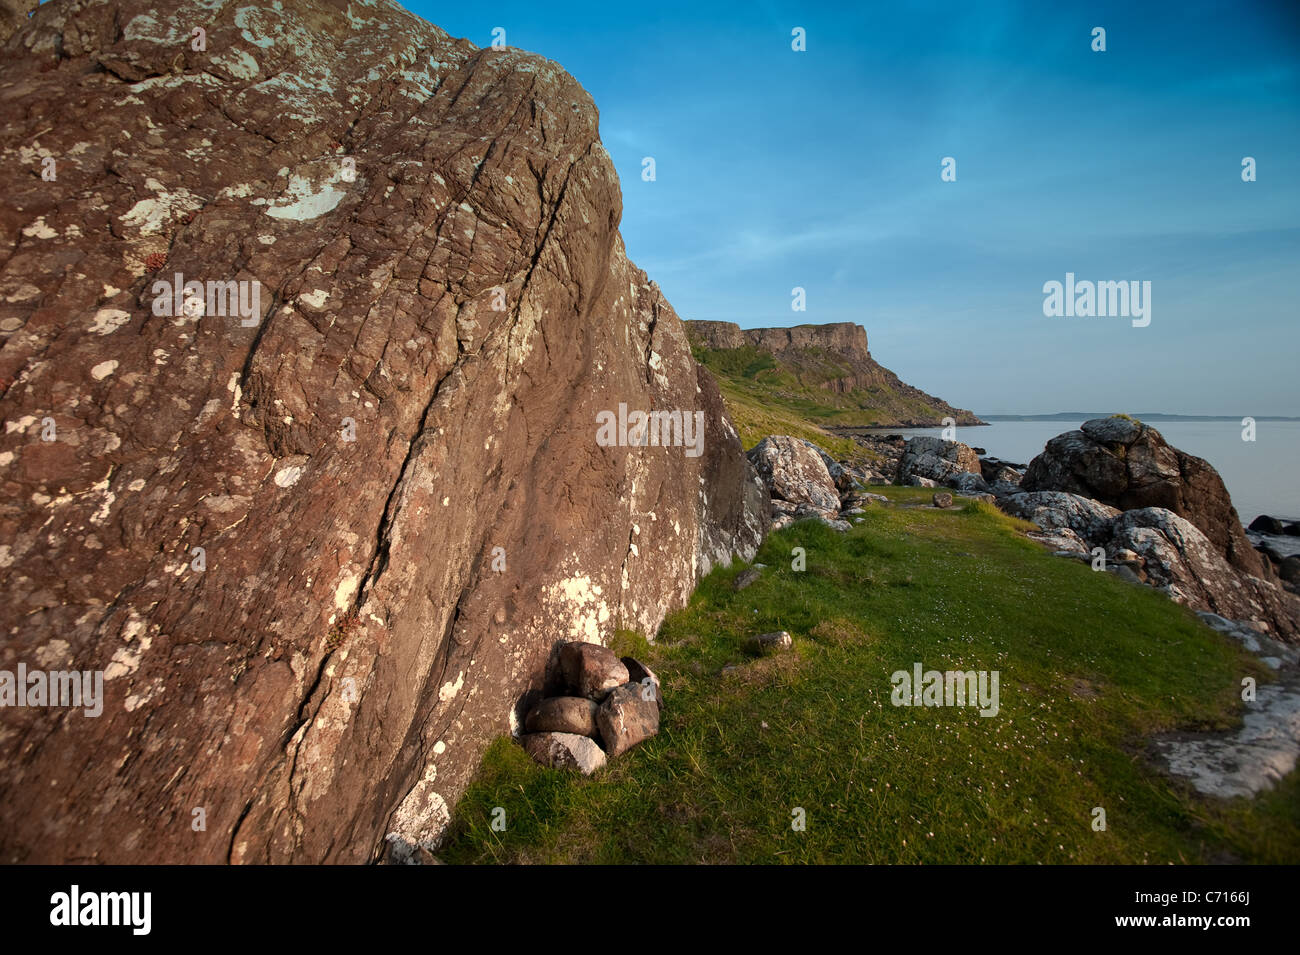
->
xmin=596 ymin=684 xmax=659 ymax=758
xmin=1105 ymin=509 xmax=1300 ymax=640
xmin=1022 ymin=417 xmax=1263 ymax=576
xmin=897 ymin=436 xmax=981 ymax=485
xmin=523 ymin=733 xmax=607 ymax=775
xmin=558 ymin=642 xmax=629 ymax=702
xmin=747 ymin=436 xmax=840 ymax=514
xmin=524 ymin=697 xmax=600 ymax=738
xmin=0 ymin=0 xmax=765 ymax=863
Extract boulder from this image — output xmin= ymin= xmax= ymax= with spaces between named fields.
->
xmin=523 ymin=733 xmax=608 ymax=775
xmin=1022 ymin=417 xmax=1264 ymax=576
xmin=932 ymin=492 xmax=954 ymax=509
xmin=524 ymin=697 xmax=600 ymax=737
xmin=558 ymin=642 xmax=630 ymax=702
xmin=897 ymin=436 xmax=981 ymax=485
xmin=746 ymin=631 xmax=794 ymax=656
xmin=907 ymin=475 xmax=938 ymax=488
xmin=747 ymin=436 xmax=841 ymax=514
xmin=596 ymin=685 xmax=660 ymax=758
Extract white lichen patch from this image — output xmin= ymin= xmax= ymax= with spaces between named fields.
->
xmin=90 ymin=308 xmax=131 ymax=335
xmin=91 ymin=360 xmax=118 ymax=381
xmin=264 ymin=171 xmax=347 ymax=221
xmin=22 ymin=217 xmax=57 ymax=239
xmin=438 ymin=670 xmax=464 ymax=703
xmin=212 ymin=48 xmax=260 ymax=80
xmin=546 ymin=574 xmax=611 ymax=643
xmin=119 ymin=179 xmax=202 ymax=235
xmin=274 ymin=465 xmax=304 ymax=487
xmin=333 ymin=572 xmax=360 ymax=613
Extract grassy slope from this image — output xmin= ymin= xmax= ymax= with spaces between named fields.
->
xmin=692 ymin=343 xmax=967 ymax=445
xmin=439 ymin=492 xmax=1299 ymax=864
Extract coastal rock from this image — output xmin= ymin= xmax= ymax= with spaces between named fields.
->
xmin=980 ymin=457 xmax=1025 ymax=486
xmin=523 ymin=733 xmax=608 ymax=775
xmin=747 ymin=436 xmax=841 ymax=514
xmin=1022 ymin=417 xmax=1264 ymax=576
xmin=596 ymin=684 xmax=660 ymax=758
xmin=0 ymin=0 xmax=765 ymax=863
xmin=1249 ymin=515 xmax=1288 ymax=535
xmin=1105 ymin=509 xmax=1300 ymax=640
xmin=897 ymin=436 xmax=981 ymax=485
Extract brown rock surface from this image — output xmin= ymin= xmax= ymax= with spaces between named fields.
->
xmin=595 ymin=683 xmax=659 ymax=758
xmin=0 ymin=0 xmax=765 ymax=863
xmin=557 ymin=641 xmax=628 ymax=702
xmin=524 ymin=697 xmax=600 ymax=737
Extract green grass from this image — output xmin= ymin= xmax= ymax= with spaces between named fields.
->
xmin=438 ymin=494 xmax=1299 ymax=864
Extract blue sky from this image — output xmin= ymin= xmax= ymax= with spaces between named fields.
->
xmin=409 ymin=0 xmax=1300 ymax=415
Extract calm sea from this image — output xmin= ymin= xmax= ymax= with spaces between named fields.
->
xmin=876 ymin=419 xmax=1300 ymax=526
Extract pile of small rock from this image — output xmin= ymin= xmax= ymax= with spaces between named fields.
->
xmin=518 ymin=641 xmax=662 ymax=775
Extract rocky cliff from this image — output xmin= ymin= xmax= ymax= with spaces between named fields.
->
xmin=686 ymin=320 xmax=982 ymax=427
xmin=0 ymin=0 xmax=766 ymax=863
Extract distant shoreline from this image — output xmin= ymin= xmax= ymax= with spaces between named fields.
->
xmin=978 ymin=413 xmax=1300 ymax=422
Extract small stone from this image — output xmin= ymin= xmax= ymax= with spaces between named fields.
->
xmin=596 ymin=684 xmax=660 ymax=758
xmin=745 ymin=630 xmax=793 ymax=656
xmin=524 ymin=696 xmax=599 ymax=736
xmin=932 ymin=492 xmax=954 ymax=508
xmin=557 ymin=640 xmax=629 ymax=701
xmin=522 ymin=732 xmax=607 ymax=774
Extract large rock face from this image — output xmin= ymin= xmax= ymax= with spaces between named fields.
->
xmin=1022 ymin=417 xmax=1264 ymax=576
xmin=0 ymin=0 xmax=765 ymax=863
